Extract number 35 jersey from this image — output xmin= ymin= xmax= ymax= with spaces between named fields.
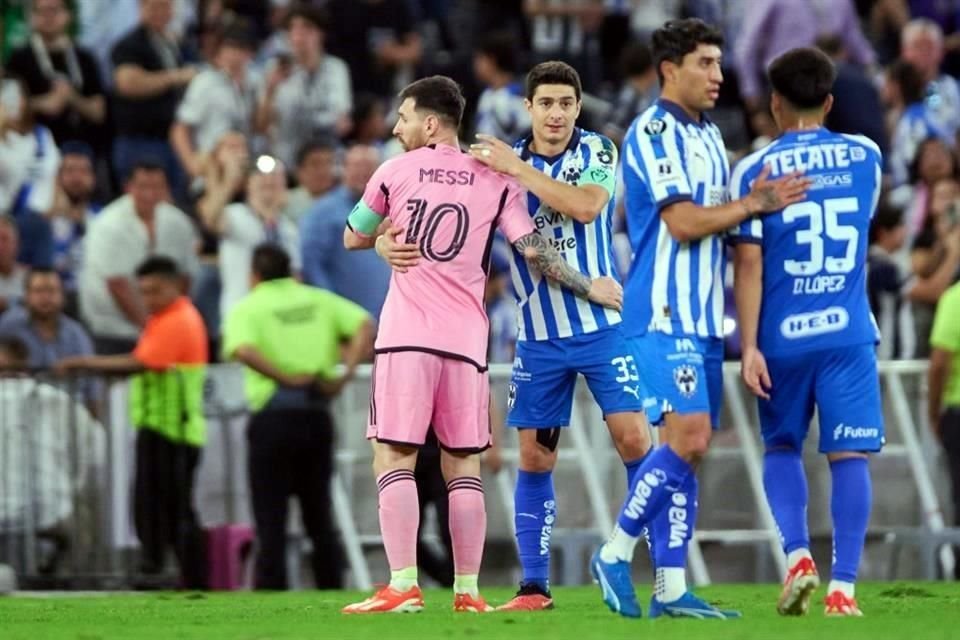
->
xmin=347 ymin=143 xmax=533 ymax=369
xmin=729 ymin=128 xmax=883 ymax=357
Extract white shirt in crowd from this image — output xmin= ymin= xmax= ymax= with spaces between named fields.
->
xmin=0 ymin=126 xmax=61 ymax=215
xmin=0 ymin=379 xmax=105 ymax=533
xmin=268 ymin=56 xmax=352 ymax=167
xmin=176 ymin=68 xmax=262 ymax=154
xmin=79 ymin=195 xmax=200 ymax=339
xmin=218 ymin=203 xmax=301 ymax=320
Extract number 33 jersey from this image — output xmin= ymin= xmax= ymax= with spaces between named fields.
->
xmin=728 ymin=128 xmax=883 ymax=357
xmin=347 ymin=143 xmax=533 ymax=369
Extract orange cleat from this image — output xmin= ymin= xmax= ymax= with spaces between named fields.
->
xmin=496 ymin=584 xmax=554 ymax=611
xmin=342 ymin=585 xmax=424 ymax=614
xmin=823 ymin=590 xmax=863 ymax=617
xmin=453 ymin=592 xmax=495 ymax=612
xmin=778 ymin=556 xmax=820 ymax=616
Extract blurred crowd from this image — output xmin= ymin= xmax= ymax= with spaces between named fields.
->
xmin=0 ymin=0 xmax=955 ymax=365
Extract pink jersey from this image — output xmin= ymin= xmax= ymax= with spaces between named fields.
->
xmin=362 ymin=144 xmax=533 ymax=368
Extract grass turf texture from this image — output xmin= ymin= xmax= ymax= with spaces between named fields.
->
xmin=2 ymin=582 xmax=958 ymax=640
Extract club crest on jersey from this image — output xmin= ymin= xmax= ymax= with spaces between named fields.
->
xmin=562 ymin=167 xmax=581 ymax=183
xmin=644 ymin=118 xmax=666 ymax=137
xmin=673 ymin=365 xmax=698 ymax=398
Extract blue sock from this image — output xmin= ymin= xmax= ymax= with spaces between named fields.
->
xmin=616 ymin=445 xmax=691 ymax=537
xmin=625 ymin=447 xmax=656 ymax=563
xmin=652 ymin=472 xmax=698 ymax=568
xmin=514 ymin=469 xmax=555 ymax=591
xmin=763 ymin=450 xmax=810 ymax=554
xmin=830 ymin=458 xmax=871 ymax=583
xmin=624 ymin=447 xmax=652 ymax=490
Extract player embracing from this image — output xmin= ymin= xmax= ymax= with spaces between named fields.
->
xmin=730 ymin=47 xmax=884 ymax=617
xmin=468 ymin=61 xmax=655 ymax=614
xmin=340 ymin=75 xmax=623 ymax=614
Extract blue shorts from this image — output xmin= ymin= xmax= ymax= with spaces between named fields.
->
xmin=759 ymin=344 xmax=884 ymax=453
xmin=506 ymin=326 xmax=644 ymax=428
xmin=631 ymin=333 xmax=724 ymax=428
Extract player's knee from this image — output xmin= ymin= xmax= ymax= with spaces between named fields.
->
xmin=677 ymin=426 xmax=712 ymax=463
xmin=518 ymin=442 xmax=556 ymax=472
xmin=615 ymin=426 xmax=651 ymax=460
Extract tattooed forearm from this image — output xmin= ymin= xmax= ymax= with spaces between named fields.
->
xmin=513 ymin=232 xmax=591 ymax=297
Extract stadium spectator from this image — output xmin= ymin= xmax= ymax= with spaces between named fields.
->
xmin=603 ymin=41 xmax=658 ymax=146
xmin=0 ymin=216 xmax=28 ymax=314
xmin=908 ymin=177 xmax=960 ymax=356
xmin=5 ymin=0 xmax=106 ymax=155
xmin=110 ymin=0 xmax=197 ymax=197
xmin=901 ymin=18 xmax=960 ymax=139
xmin=326 ymin=0 xmax=423 ymax=99
xmin=255 ymin=5 xmax=351 ymax=169
xmin=734 ymin=0 xmax=875 ymax=137
xmin=200 ymin=155 xmax=299 ymax=322
xmin=0 ymin=77 xmax=58 ymax=268
xmin=57 ymin=256 xmax=209 ymax=590
xmin=883 ymin=59 xmax=950 ymax=187
xmin=868 ymin=205 xmax=915 ymax=359
xmin=0 ymin=335 xmax=105 ymax=576
xmin=79 ymin=159 xmax=200 ymax=355
xmin=346 ymin=94 xmax=404 ymax=158
xmin=283 ymin=139 xmax=338 ymax=223
xmin=896 ymin=137 xmax=959 ymax=237
xmin=222 ymin=244 xmax=374 ymax=590
xmin=473 ymin=31 xmax=530 ymax=143
xmin=170 ymin=21 xmax=259 ymax=183
xmin=47 ymin=141 xmax=101 ymax=314
xmin=300 ymin=144 xmax=389 ymax=319
xmin=818 ymin=35 xmax=888 ymax=156
xmin=0 ymin=268 xmax=94 ymax=369
xmin=928 ymin=281 xmax=960 ymax=557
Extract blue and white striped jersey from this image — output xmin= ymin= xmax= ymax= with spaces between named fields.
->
xmin=475 ymin=82 xmax=531 ymax=143
xmin=889 ymin=101 xmax=949 ymax=187
xmin=729 ymin=128 xmax=883 ymax=357
xmin=508 ymin=127 xmax=622 ymax=342
xmin=620 ymin=99 xmax=731 ymax=339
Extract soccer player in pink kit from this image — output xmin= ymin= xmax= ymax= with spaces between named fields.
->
xmin=341 ymin=76 xmax=623 ymax=614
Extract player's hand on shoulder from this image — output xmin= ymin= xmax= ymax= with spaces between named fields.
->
xmin=470 ymin=134 xmax=522 ymax=177
xmin=587 ymin=276 xmax=623 ymax=312
xmin=740 ymin=346 xmax=772 ymax=400
xmin=375 ymin=225 xmax=421 ymax=272
xmin=747 ymin=165 xmax=811 ymax=214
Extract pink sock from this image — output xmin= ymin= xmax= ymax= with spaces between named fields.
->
xmin=447 ymin=476 xmax=486 ymax=575
xmin=377 ymin=469 xmax=419 ymax=571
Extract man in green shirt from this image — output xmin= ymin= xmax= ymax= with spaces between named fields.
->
xmin=928 ymin=282 xmax=960 ymax=559
xmin=223 ymin=244 xmax=374 ymax=590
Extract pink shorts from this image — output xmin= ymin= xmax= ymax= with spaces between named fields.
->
xmin=367 ymin=351 xmax=491 ymax=452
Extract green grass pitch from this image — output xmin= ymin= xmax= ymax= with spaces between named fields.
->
xmin=3 ymin=583 xmax=959 ymax=640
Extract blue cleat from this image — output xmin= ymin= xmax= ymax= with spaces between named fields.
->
xmin=590 ymin=547 xmax=642 ymax=618
xmin=649 ymin=591 xmax=742 ymax=619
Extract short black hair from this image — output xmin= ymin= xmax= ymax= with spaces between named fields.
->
xmin=126 ymin=157 xmax=167 ymax=183
xmin=621 ymin=42 xmax=654 ymax=78
xmin=768 ymin=47 xmax=837 ymax=109
xmin=869 ymin=202 xmax=904 ymax=244
xmin=25 ymin=267 xmax=61 ymax=288
xmin=398 ymin=76 xmax=466 ymax=129
xmin=525 ymin=60 xmax=582 ymax=101
xmin=0 ymin=335 xmax=29 ymax=367
xmin=476 ymin=31 xmax=519 ymax=74
xmin=60 ymin=140 xmax=95 ymax=162
xmin=284 ymin=3 xmax=329 ymax=32
xmin=651 ymin=18 xmax=724 ymax=84
xmin=888 ymin=58 xmax=928 ymax=105
xmin=136 ymin=255 xmax=181 ymax=280
xmin=295 ymin=138 xmax=337 ymax=167
xmin=252 ymin=244 xmax=291 ymax=281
